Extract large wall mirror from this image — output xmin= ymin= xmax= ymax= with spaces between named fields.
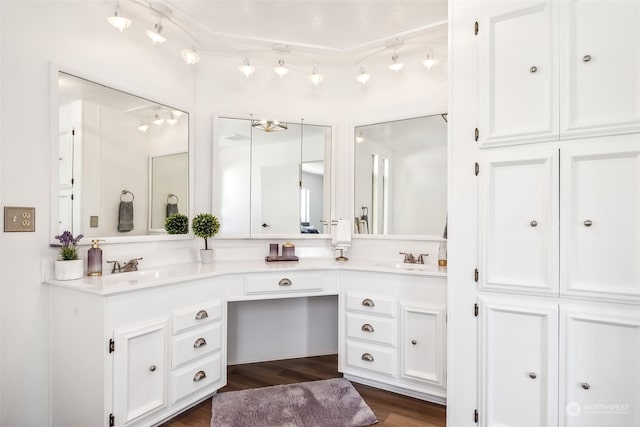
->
xmin=354 ymin=114 xmax=447 ymax=237
xmin=214 ymin=117 xmax=331 ymax=237
xmin=55 ymin=71 xmax=189 ymax=240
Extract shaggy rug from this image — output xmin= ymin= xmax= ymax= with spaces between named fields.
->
xmin=210 ymin=378 xmax=378 ymax=427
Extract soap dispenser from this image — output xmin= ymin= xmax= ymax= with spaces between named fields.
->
xmin=87 ymin=239 xmax=104 ymax=276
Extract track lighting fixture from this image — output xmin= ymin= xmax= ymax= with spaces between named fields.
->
xmin=107 ymin=2 xmax=132 ymax=32
xmin=137 ymin=122 xmax=149 ymax=132
xmin=421 ymin=50 xmax=439 ymax=70
xmin=355 ymin=131 xmax=365 ymax=144
xmin=273 ymin=59 xmax=290 ymax=78
xmin=146 ymin=22 xmax=167 ymax=44
xmin=355 ymin=67 xmax=371 ymax=85
xmin=153 ymin=113 xmax=164 ymax=126
xmin=238 ymin=57 xmax=255 ymax=78
xmin=181 ymin=48 xmax=200 ymax=65
xmin=309 ymin=67 xmax=324 ymax=86
xmin=387 ymin=53 xmax=404 ymax=71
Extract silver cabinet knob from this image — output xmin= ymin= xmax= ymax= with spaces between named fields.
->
xmin=193 ymin=370 xmax=207 ymax=382
xmin=361 ymin=353 xmax=374 ymax=362
xmin=361 ymin=298 xmax=375 ymax=307
xmin=361 ymin=323 xmax=374 ymax=332
xmin=530 ymin=66 xmax=538 ymax=73
xmin=195 ymin=310 xmax=209 ymax=320
xmin=529 ymin=372 xmax=537 ymax=379
xmin=581 ymin=382 xmax=590 ymax=390
xmin=530 ymin=220 xmax=538 ymax=227
xmin=584 ymin=220 xmax=593 ymax=227
xmin=193 ymin=337 xmax=207 ymax=348
xmin=582 ymin=54 xmax=591 ymax=62
xmin=411 ymin=340 xmax=417 ymax=345
xmin=149 ymin=365 xmax=156 ymax=372
xmin=278 ymin=278 xmax=292 ymax=287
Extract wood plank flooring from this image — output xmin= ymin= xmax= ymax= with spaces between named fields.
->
xmin=160 ymin=354 xmax=446 ymax=427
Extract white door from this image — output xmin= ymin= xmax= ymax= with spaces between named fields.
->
xmin=479 ymin=294 xmax=558 ymax=427
xmin=479 ymin=146 xmax=559 ymax=295
xmin=113 ymin=318 xmax=168 ymax=426
xmin=560 ymin=301 xmax=640 ymax=427
xmin=477 ymin=0 xmax=558 ymax=147
xmin=559 ymin=0 xmax=640 ymax=139
xmin=560 ymin=137 xmax=640 ymax=303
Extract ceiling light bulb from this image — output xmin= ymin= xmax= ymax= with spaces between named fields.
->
xmin=388 ymin=53 xmax=404 ymax=72
xmin=146 ymin=23 xmax=167 ymax=44
xmin=172 ymin=110 xmax=184 ymax=118
xmin=421 ymin=50 xmax=439 ymax=70
xmin=355 ymin=67 xmax=371 ymax=85
xmin=309 ymin=67 xmax=324 ymax=86
xmin=137 ymin=122 xmax=149 ymax=132
xmin=273 ymin=59 xmax=290 ymax=78
xmin=355 ymin=133 xmax=365 ymax=144
xmin=238 ymin=57 xmax=255 ymax=78
xmin=181 ymin=48 xmax=200 ymax=65
xmin=107 ymin=8 xmax=132 ymax=32
xmin=166 ymin=113 xmax=178 ymax=125
xmin=153 ymin=113 xmax=164 ymax=126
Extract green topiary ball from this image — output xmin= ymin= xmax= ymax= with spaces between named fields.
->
xmin=165 ymin=213 xmax=189 ymax=234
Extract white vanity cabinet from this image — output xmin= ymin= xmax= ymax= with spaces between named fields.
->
xmin=340 ymin=270 xmax=447 ymax=403
xmin=49 ymin=277 xmax=226 ymax=427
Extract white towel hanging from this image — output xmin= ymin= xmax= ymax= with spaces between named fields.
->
xmin=332 ymin=219 xmax=352 ymax=248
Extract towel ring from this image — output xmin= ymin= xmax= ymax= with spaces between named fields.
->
xmin=120 ymin=190 xmax=134 ymax=202
xmin=167 ymin=194 xmax=179 ymax=204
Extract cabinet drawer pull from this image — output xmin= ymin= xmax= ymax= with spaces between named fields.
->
xmin=361 ymin=353 xmax=374 ymax=362
xmin=193 ymin=338 xmax=207 ymax=348
xmin=530 ymin=66 xmax=538 ymax=73
xmin=361 ymin=298 xmax=375 ymax=307
xmin=529 ymin=372 xmax=537 ymax=379
xmin=411 ymin=340 xmax=417 ymax=345
xmin=581 ymin=382 xmax=590 ymax=390
xmin=149 ymin=365 xmax=156 ymax=372
xmin=583 ymin=220 xmax=593 ymax=227
xmin=195 ymin=310 xmax=209 ymax=320
xmin=361 ymin=323 xmax=374 ymax=332
xmin=278 ymin=278 xmax=292 ymax=287
xmin=530 ymin=220 xmax=538 ymax=227
xmin=582 ymin=54 xmax=591 ymax=62
xmin=193 ymin=370 xmax=207 ymax=382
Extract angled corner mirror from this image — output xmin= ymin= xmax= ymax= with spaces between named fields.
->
xmin=354 ymin=114 xmax=447 ymax=236
xmin=55 ymin=71 xmax=189 ymax=241
xmin=214 ymin=117 xmax=331 ymax=237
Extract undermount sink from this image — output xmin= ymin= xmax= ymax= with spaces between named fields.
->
xmin=98 ymin=268 xmax=180 ymax=282
xmin=375 ymin=262 xmax=430 ymax=271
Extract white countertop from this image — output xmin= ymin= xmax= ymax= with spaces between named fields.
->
xmin=44 ymin=258 xmax=447 ymax=296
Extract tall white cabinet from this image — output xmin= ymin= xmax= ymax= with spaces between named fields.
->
xmin=455 ymin=1 xmax=640 ymax=426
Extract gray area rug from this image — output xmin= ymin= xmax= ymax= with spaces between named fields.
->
xmin=210 ymin=378 xmax=378 ymax=427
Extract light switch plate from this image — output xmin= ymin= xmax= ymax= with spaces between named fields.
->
xmin=90 ymin=216 xmax=99 ymax=228
xmin=4 ymin=206 xmax=35 ymax=232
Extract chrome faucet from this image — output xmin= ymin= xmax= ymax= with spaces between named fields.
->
xmin=107 ymin=257 xmax=143 ymax=273
xmin=400 ymin=252 xmax=429 ymax=264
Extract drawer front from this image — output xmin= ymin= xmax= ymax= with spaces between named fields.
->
xmin=172 ymin=354 xmax=222 ymax=403
xmin=172 ymin=300 xmax=222 ymax=335
xmin=244 ymin=273 xmax=325 ymax=295
xmin=345 ymin=341 xmax=395 ymax=376
xmin=346 ymin=292 xmax=396 ymax=317
xmin=346 ymin=313 xmax=396 ymax=346
xmin=172 ymin=323 xmax=221 ymax=369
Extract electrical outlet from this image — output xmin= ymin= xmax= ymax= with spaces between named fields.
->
xmin=90 ymin=216 xmax=99 ymax=228
xmin=4 ymin=206 xmax=35 ymax=232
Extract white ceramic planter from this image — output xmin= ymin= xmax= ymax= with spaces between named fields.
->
xmin=200 ymin=249 xmax=214 ymax=264
xmin=55 ymin=259 xmax=83 ymax=281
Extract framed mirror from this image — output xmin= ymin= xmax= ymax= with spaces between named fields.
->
xmin=354 ymin=114 xmax=447 ymax=237
xmin=214 ymin=116 xmax=331 ymax=237
xmin=54 ymin=71 xmax=190 ymax=241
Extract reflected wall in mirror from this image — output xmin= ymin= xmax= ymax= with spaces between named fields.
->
xmin=354 ymin=114 xmax=447 ymax=236
xmin=57 ymin=72 xmax=189 ymax=238
xmin=214 ymin=117 xmax=331 ymax=236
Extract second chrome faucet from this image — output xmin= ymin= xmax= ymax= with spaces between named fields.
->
xmin=107 ymin=257 xmax=143 ymax=274
xmin=399 ymin=252 xmax=428 ymax=264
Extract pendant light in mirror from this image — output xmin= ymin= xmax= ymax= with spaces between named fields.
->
xmin=107 ymin=1 xmax=132 ymax=32
xmin=181 ymin=48 xmax=200 ymax=64
xmin=355 ymin=67 xmax=371 ymax=85
xmin=238 ymin=57 xmax=255 ymax=77
xmin=421 ymin=49 xmax=439 ymax=70
xmin=388 ymin=52 xmax=404 ymax=71
xmin=274 ymin=59 xmax=290 ymax=78
xmin=309 ymin=67 xmax=324 ymax=86
xmin=146 ymin=22 xmax=167 ymax=45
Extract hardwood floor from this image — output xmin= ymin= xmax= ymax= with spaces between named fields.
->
xmin=160 ymin=354 xmax=446 ymax=427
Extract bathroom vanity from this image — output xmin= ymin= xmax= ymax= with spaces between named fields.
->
xmin=47 ymin=260 xmax=446 ymax=427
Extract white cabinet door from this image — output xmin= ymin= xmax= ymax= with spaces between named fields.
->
xmin=560 ymin=0 xmax=640 ymax=139
xmin=400 ymin=304 xmax=446 ymax=388
xmin=561 ymin=137 xmax=640 ymax=303
xmin=560 ymin=301 xmax=640 ymax=427
xmin=479 ymin=295 xmax=558 ymax=427
xmin=477 ymin=0 xmax=558 ymax=147
xmin=113 ymin=318 xmax=169 ymax=427
xmin=479 ymin=147 xmax=559 ymax=295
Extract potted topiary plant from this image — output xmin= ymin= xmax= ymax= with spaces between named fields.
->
xmin=192 ymin=213 xmax=220 ymax=263
xmin=164 ymin=213 xmax=189 ymax=235
xmin=51 ymin=230 xmax=84 ymax=280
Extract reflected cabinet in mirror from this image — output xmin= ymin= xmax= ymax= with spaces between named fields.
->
xmin=214 ymin=117 xmax=331 ymax=236
xmin=354 ymin=114 xmax=447 ymax=236
xmin=56 ymin=72 xmax=189 ymax=239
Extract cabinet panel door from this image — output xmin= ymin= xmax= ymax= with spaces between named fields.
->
xmin=478 ymin=1 xmax=558 ymax=147
xmin=479 ymin=295 xmax=558 ymax=427
xmin=561 ymin=138 xmax=640 ymax=302
xmin=560 ymin=302 xmax=640 ymax=427
xmin=560 ymin=0 xmax=640 ymax=138
xmin=400 ymin=304 xmax=446 ymax=387
xmin=479 ymin=147 xmax=559 ymax=295
xmin=113 ymin=318 xmax=168 ymax=426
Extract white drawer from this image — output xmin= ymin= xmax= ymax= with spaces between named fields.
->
xmin=346 ymin=292 xmax=396 ymax=317
xmin=172 ymin=354 xmax=222 ymax=403
xmin=346 ymin=313 xmax=396 ymax=346
xmin=172 ymin=300 xmax=222 ymax=335
xmin=345 ymin=341 xmax=395 ymax=376
xmin=244 ymin=273 xmax=325 ymax=295
xmin=172 ymin=323 xmax=221 ymax=369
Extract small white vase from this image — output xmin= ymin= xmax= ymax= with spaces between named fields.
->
xmin=200 ymin=249 xmax=214 ymax=264
xmin=55 ymin=259 xmax=84 ymax=281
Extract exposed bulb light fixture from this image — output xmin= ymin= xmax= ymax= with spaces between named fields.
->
xmin=388 ymin=53 xmax=404 ymax=71
xmin=137 ymin=122 xmax=149 ymax=132
xmin=153 ymin=113 xmax=164 ymax=126
xmin=309 ymin=67 xmax=324 ymax=86
xmin=107 ymin=3 xmax=132 ymax=32
xmin=252 ymin=119 xmax=288 ymax=132
xmin=166 ymin=113 xmax=178 ymax=125
xmin=273 ymin=59 xmax=290 ymax=78
xmin=355 ymin=67 xmax=371 ymax=85
xmin=146 ymin=23 xmax=167 ymax=44
xmin=238 ymin=57 xmax=255 ymax=78
xmin=355 ymin=132 xmax=365 ymax=144
xmin=181 ymin=48 xmax=200 ymax=65
xmin=421 ymin=50 xmax=439 ymax=70
xmin=172 ymin=110 xmax=184 ymax=118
